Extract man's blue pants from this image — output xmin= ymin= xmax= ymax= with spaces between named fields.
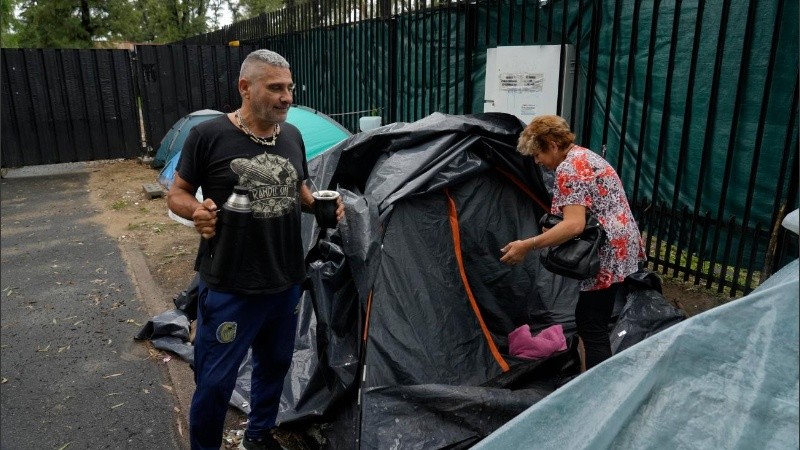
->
xmin=189 ymin=280 xmax=301 ymax=450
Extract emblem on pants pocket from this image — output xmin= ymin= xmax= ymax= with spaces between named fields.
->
xmin=216 ymin=322 xmax=237 ymax=343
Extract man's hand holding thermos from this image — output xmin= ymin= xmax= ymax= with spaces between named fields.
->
xmin=193 ymin=198 xmax=218 ymax=239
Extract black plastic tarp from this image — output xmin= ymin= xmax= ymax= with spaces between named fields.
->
xmin=133 ymin=112 xmax=683 ymax=448
xmin=279 ymin=112 xmax=588 ymax=448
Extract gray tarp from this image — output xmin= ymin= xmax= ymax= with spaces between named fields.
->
xmin=474 ymin=258 xmax=800 ymax=450
xmin=137 ymin=113 xmax=690 ymax=447
xmin=276 ymin=113 xmax=685 ymax=448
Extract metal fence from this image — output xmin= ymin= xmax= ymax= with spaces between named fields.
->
xmin=2 ymin=1 xmax=791 ymax=297
xmin=178 ymin=0 xmax=798 ymax=297
xmin=134 ymin=44 xmax=257 ymax=153
xmin=1 ymin=48 xmax=142 ymax=167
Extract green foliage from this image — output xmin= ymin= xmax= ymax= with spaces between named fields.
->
xmin=207 ymin=0 xmax=225 ymax=30
xmin=133 ymin=0 xmax=210 ymax=43
xmin=644 ymin=232 xmax=759 ymax=298
xmin=4 ymin=0 xmax=318 ymax=47
xmin=4 ymin=0 xmax=304 ymax=47
xmin=14 ymin=0 xmax=128 ymax=48
xmin=238 ymin=0 xmax=284 ymax=18
xmin=1 ymin=0 xmax=20 ymax=47
xmin=15 ymin=0 xmax=76 ymax=47
xmin=11 ymin=0 xmax=212 ymax=48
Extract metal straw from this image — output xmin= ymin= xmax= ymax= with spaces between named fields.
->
xmin=308 ymin=177 xmax=320 ymax=193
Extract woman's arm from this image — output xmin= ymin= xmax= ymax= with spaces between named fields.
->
xmin=500 ymin=204 xmax=587 ymax=265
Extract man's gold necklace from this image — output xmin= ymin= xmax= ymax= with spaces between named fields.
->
xmin=235 ymin=109 xmax=279 ymax=146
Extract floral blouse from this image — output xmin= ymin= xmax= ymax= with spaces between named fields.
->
xmin=551 ymin=146 xmax=647 ymax=291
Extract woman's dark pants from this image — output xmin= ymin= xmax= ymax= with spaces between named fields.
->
xmin=575 ymin=282 xmax=623 ymax=370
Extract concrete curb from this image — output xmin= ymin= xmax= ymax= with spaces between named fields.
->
xmin=120 ymin=241 xmax=193 ymax=450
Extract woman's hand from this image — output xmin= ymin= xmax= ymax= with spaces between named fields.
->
xmin=500 ymin=239 xmax=533 ymax=265
xmin=500 ymin=205 xmax=591 ymax=265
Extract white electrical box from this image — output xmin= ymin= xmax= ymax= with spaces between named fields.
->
xmin=483 ymin=44 xmax=576 ymax=125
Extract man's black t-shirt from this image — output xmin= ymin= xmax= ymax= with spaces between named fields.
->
xmin=177 ymin=114 xmax=309 ymax=294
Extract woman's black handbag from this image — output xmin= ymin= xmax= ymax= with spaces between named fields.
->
xmin=538 ymin=212 xmax=607 ymax=279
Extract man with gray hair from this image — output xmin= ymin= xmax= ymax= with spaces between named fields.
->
xmin=168 ymin=49 xmax=343 ymax=450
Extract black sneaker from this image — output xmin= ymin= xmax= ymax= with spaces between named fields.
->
xmin=239 ymin=434 xmax=285 ymax=450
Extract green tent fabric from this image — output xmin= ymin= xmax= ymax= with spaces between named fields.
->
xmin=288 ymin=105 xmax=351 ymax=160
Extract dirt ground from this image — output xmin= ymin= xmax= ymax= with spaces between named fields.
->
xmin=87 ymin=159 xmax=199 ymax=300
xmin=85 ymin=158 xmax=731 ymax=447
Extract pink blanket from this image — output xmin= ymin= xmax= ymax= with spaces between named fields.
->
xmin=508 ymin=323 xmax=567 ymax=360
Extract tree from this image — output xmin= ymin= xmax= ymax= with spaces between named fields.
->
xmin=14 ymin=0 xmax=142 ymax=47
xmin=13 ymin=0 xmax=210 ymax=47
xmin=161 ymin=0 xmax=209 ymax=41
xmin=207 ymin=0 xmax=224 ymax=30
xmin=1 ymin=0 xmax=20 ymax=47
xmin=224 ymin=0 xmax=241 ymax=23
xmin=128 ymin=0 xmax=209 ymax=43
xmin=16 ymin=0 xmax=90 ymax=47
xmin=238 ymin=0 xmax=283 ymax=18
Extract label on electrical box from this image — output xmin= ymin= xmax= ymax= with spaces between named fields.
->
xmin=499 ymin=73 xmax=544 ymax=91
xmin=520 ymin=104 xmax=537 ymax=115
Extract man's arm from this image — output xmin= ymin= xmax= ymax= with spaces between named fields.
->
xmin=299 ymin=182 xmax=315 ymax=213
xmin=167 ymin=173 xmax=218 ymax=239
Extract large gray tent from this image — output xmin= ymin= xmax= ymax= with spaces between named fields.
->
xmin=276 ymin=112 xmax=680 ymax=448
xmin=137 ymin=112 xmax=680 ymax=448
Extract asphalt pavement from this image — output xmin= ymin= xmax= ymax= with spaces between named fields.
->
xmin=1 ymin=164 xmax=186 ymax=449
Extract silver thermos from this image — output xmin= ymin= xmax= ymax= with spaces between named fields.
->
xmin=209 ymin=185 xmax=251 ymax=284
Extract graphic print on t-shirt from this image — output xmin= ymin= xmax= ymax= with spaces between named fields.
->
xmin=230 ymin=153 xmax=298 ymax=219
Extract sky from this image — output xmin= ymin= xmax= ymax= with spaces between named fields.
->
xmin=216 ymin=4 xmax=235 ymax=28
xmin=210 ymin=1 xmax=237 ymax=29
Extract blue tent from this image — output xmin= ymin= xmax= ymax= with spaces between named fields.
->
xmin=158 ymin=105 xmax=350 ymax=190
xmin=151 ymin=109 xmax=224 ymax=169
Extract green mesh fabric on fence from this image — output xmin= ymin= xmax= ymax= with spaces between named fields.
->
xmin=171 ymin=0 xmax=798 ymax=290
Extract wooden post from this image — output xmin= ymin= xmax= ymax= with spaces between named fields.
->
xmin=762 ymin=203 xmax=787 ymax=279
